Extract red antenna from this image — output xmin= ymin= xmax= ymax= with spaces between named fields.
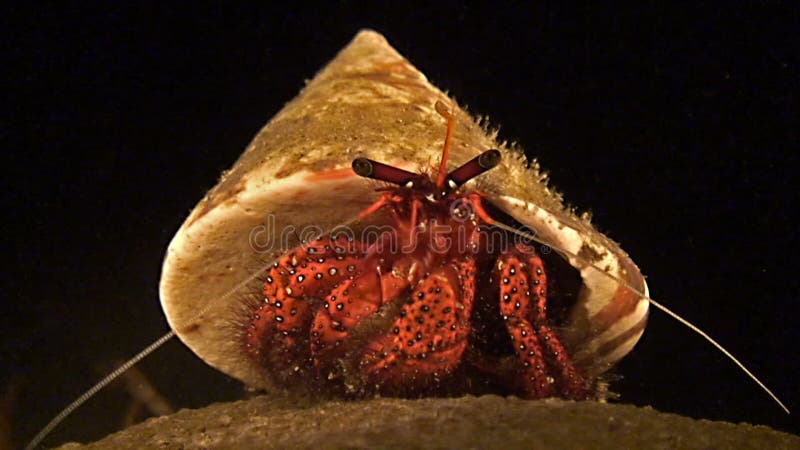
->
xmin=434 ymin=100 xmax=455 ymax=190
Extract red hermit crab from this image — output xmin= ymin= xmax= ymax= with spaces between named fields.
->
xmin=159 ymin=30 xmax=649 ymax=400
xmin=25 ymin=30 xmax=791 ymax=450
xmin=243 ymin=102 xmax=615 ymax=399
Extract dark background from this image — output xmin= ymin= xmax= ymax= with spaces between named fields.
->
xmin=2 ymin=3 xmax=798 ymax=447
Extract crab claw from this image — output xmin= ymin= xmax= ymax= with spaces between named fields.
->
xmin=244 ymin=235 xmax=367 ymax=382
xmin=358 ymin=257 xmax=476 ymax=391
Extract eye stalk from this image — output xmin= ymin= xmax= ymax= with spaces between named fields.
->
xmin=445 ymin=149 xmax=501 ymax=188
xmin=352 ymin=101 xmax=501 ymax=196
xmin=352 ymin=149 xmax=502 ymax=195
xmin=352 ymin=158 xmax=420 ymax=186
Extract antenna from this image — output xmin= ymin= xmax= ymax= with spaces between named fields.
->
xmin=434 ymin=100 xmax=455 ymax=190
xmin=24 ymin=331 xmax=175 ymax=450
xmin=25 ymin=258 xmax=274 ymax=449
xmin=489 ymin=219 xmax=791 ymax=415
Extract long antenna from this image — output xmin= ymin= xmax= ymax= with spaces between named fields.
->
xmin=24 ymin=331 xmax=175 ymax=450
xmin=644 ymin=297 xmax=791 ymax=415
xmin=490 ymin=219 xmax=790 ymax=415
xmin=434 ymin=100 xmax=455 ymax=190
xmin=25 ymin=254 xmax=277 ymax=449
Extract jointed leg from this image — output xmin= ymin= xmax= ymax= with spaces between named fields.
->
xmin=497 ymin=243 xmax=586 ymax=399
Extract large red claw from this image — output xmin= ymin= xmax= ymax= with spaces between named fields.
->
xmin=309 ymin=265 xmax=384 ymax=365
xmin=245 ymin=236 xmax=366 ymax=376
xmin=361 ymin=257 xmax=476 ymax=389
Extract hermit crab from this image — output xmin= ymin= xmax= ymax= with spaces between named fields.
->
xmin=160 ymin=30 xmax=649 ymax=399
xmin=26 ymin=29 xmax=790 ymax=450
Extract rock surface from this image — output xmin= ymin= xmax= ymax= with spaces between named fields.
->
xmin=58 ymin=395 xmax=798 ymax=449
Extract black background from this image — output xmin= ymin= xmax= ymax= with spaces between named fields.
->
xmin=3 ymin=3 xmax=798 ymax=447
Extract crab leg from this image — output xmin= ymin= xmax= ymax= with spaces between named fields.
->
xmin=497 ymin=243 xmax=587 ymax=399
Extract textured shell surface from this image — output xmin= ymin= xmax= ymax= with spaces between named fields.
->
xmin=160 ymin=30 xmax=649 ymax=393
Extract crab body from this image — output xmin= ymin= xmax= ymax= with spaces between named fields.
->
xmin=244 ymin=171 xmax=588 ymax=398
